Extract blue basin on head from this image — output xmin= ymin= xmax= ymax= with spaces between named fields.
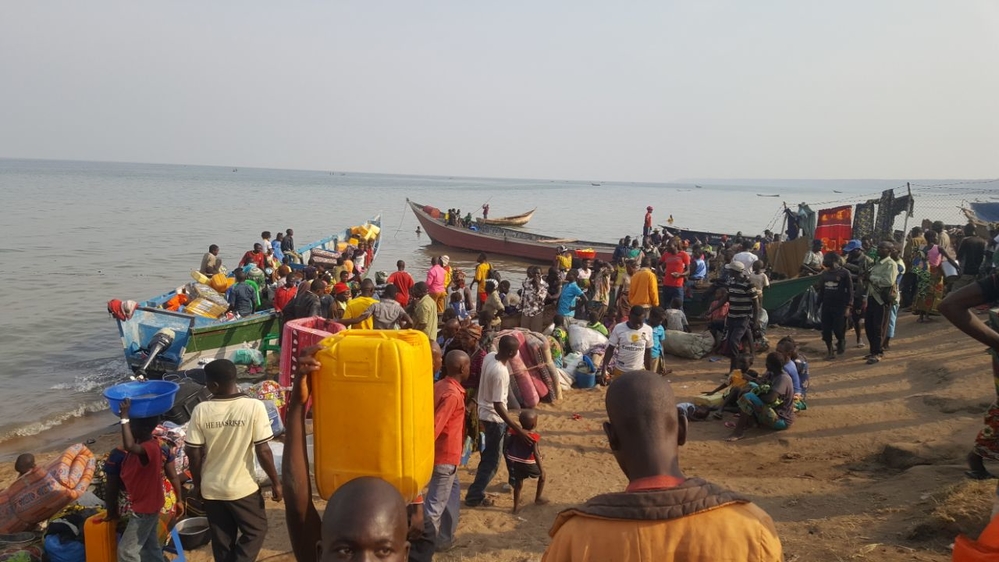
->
xmin=104 ymin=380 xmax=180 ymax=418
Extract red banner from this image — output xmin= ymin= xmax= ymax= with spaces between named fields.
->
xmin=815 ymin=205 xmax=853 ymax=254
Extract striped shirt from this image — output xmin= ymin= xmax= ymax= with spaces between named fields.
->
xmin=726 ymin=277 xmax=759 ymax=318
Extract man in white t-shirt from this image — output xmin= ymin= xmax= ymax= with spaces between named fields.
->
xmin=466 ymin=335 xmax=534 ymax=507
xmin=732 ymin=244 xmax=759 ymax=272
xmin=599 ymin=305 xmax=654 ymax=383
xmin=186 ymin=360 xmax=281 ymax=562
xmin=801 ymin=240 xmax=825 ymax=275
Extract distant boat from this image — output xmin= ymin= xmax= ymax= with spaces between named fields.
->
xmin=695 ymin=185 xmax=703 ymax=189
xmin=677 ymin=189 xmax=691 ymax=192
xmin=591 ymin=182 xmax=601 ymax=186
xmin=833 ymin=190 xmax=843 ymax=193
xmin=757 ymin=193 xmax=780 ymax=198
xmin=476 ymin=208 xmax=536 ymax=227
xmin=232 ymin=168 xmax=237 ymax=172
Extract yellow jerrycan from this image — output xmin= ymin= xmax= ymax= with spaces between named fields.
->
xmin=312 ymin=329 xmax=434 ymax=501
xmin=84 ymin=511 xmax=117 ymax=562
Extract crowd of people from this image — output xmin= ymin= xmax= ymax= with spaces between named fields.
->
xmin=20 ymin=208 xmax=999 ymax=562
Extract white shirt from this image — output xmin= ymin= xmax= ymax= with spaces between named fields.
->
xmin=732 ymin=251 xmax=759 ymax=272
xmin=803 ymin=251 xmax=823 ymax=269
xmin=186 ymin=396 xmax=273 ymax=501
xmin=608 ymin=322 xmax=653 ymax=371
xmin=477 ymin=352 xmax=510 ymax=424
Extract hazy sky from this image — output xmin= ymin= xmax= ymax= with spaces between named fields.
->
xmin=2 ymin=1 xmax=997 ymax=181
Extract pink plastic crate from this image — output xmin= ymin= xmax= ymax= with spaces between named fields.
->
xmin=280 ymin=317 xmax=345 ymax=390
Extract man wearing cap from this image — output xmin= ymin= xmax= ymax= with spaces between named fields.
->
xmin=330 ymin=282 xmax=351 ymax=320
xmin=706 ymin=261 xmax=759 ymax=373
xmin=643 ymin=206 xmax=654 ymax=238
xmin=843 ymin=239 xmax=872 ymax=349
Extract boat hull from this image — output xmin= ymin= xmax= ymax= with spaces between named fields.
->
xmin=411 ymin=201 xmax=616 ymax=263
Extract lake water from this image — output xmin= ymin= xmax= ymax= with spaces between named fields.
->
xmin=0 ymin=158 xmax=986 ymax=455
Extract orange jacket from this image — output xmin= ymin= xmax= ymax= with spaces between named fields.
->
xmin=628 ymin=268 xmax=659 ymax=308
xmin=543 ymin=478 xmax=783 ymax=562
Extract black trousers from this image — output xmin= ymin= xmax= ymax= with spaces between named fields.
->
xmin=203 ymin=490 xmax=268 ymax=562
xmin=865 ymin=297 xmax=888 ymax=356
xmin=899 ymin=272 xmax=918 ymax=309
xmin=821 ymin=304 xmax=847 ymax=346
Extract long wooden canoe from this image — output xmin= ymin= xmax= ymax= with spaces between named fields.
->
xmin=410 ymin=200 xmax=617 ymax=263
xmin=476 ymin=208 xmax=536 ymax=227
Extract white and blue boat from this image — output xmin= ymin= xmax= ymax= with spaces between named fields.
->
xmin=113 ymin=216 xmax=381 ymax=376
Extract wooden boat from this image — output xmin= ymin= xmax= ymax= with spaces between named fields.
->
xmin=113 ymin=216 xmax=381 ymax=375
xmin=476 ymin=208 xmax=536 ymax=227
xmin=410 ymin=200 xmax=617 ymax=263
xmin=757 ymin=193 xmax=781 ymax=198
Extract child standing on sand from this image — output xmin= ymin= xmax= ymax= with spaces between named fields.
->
xmin=114 ymin=398 xmax=180 ymax=562
xmin=503 ymin=410 xmax=547 ymax=514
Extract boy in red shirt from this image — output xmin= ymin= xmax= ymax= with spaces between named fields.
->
xmin=504 ymin=410 xmax=547 ymax=513
xmin=114 ymin=398 xmax=181 ymax=562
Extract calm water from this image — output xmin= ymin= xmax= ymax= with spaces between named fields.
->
xmin=0 ymin=159 xmax=984 ymax=451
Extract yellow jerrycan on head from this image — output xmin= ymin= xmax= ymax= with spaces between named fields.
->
xmin=312 ymin=329 xmax=434 ymax=502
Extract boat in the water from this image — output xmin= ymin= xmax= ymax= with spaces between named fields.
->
xmin=476 ymin=208 xmax=536 ymax=227
xmin=113 ymin=216 xmax=381 ymax=375
xmin=757 ymin=193 xmax=781 ymax=198
xmin=591 ymin=182 xmax=601 ymax=186
xmin=410 ymin=200 xmax=617 ymax=262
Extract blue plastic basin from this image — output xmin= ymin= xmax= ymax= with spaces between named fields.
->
xmin=104 ymin=380 xmax=180 ymax=417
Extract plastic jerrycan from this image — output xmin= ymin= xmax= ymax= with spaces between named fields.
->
xmin=312 ymin=329 xmax=434 ymax=502
xmin=84 ymin=511 xmax=117 ymax=562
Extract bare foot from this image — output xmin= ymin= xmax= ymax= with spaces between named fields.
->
xmin=725 ymin=434 xmax=746 ymax=442
xmin=535 ymin=497 xmax=550 ymax=506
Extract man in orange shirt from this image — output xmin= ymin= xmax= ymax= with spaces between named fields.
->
xmin=423 ymin=350 xmax=470 ymax=552
xmin=543 ymin=371 xmax=782 ymax=561
xmin=387 ymin=260 xmax=415 ymax=307
xmin=658 ymin=240 xmax=690 ymax=307
xmin=627 ymin=258 xmax=659 ymax=310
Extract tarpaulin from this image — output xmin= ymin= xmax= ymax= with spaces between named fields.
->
xmin=767 ymin=236 xmax=810 ymax=280
xmin=815 ymin=205 xmax=853 ymax=254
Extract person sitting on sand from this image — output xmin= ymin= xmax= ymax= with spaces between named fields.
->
xmin=504 ymin=410 xmax=547 ymax=514
xmin=586 ymin=311 xmax=608 ymax=337
xmin=704 ymin=354 xmax=759 ymax=419
xmin=727 ymin=352 xmax=795 ymax=441
xmin=939 ymin=269 xmax=999 ymax=480
xmin=663 ymin=297 xmax=690 ymax=332
xmin=543 ymin=370 xmax=783 ymax=561
xmin=14 ymin=453 xmax=35 ymax=476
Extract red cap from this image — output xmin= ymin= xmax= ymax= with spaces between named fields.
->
xmin=333 ymin=282 xmax=350 ymax=295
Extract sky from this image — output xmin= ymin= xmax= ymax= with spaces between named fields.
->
xmin=1 ymin=1 xmax=998 ymax=181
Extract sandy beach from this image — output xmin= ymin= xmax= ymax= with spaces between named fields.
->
xmin=3 ymin=311 xmax=995 ymax=561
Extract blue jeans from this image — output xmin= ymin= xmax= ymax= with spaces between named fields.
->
xmin=465 ymin=420 xmax=506 ymax=506
xmin=118 ymin=512 xmax=164 ymax=562
xmin=424 ymin=464 xmax=460 ymax=549
xmin=887 ymin=302 xmax=899 ymax=338
xmin=661 ymin=286 xmax=684 ymax=308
